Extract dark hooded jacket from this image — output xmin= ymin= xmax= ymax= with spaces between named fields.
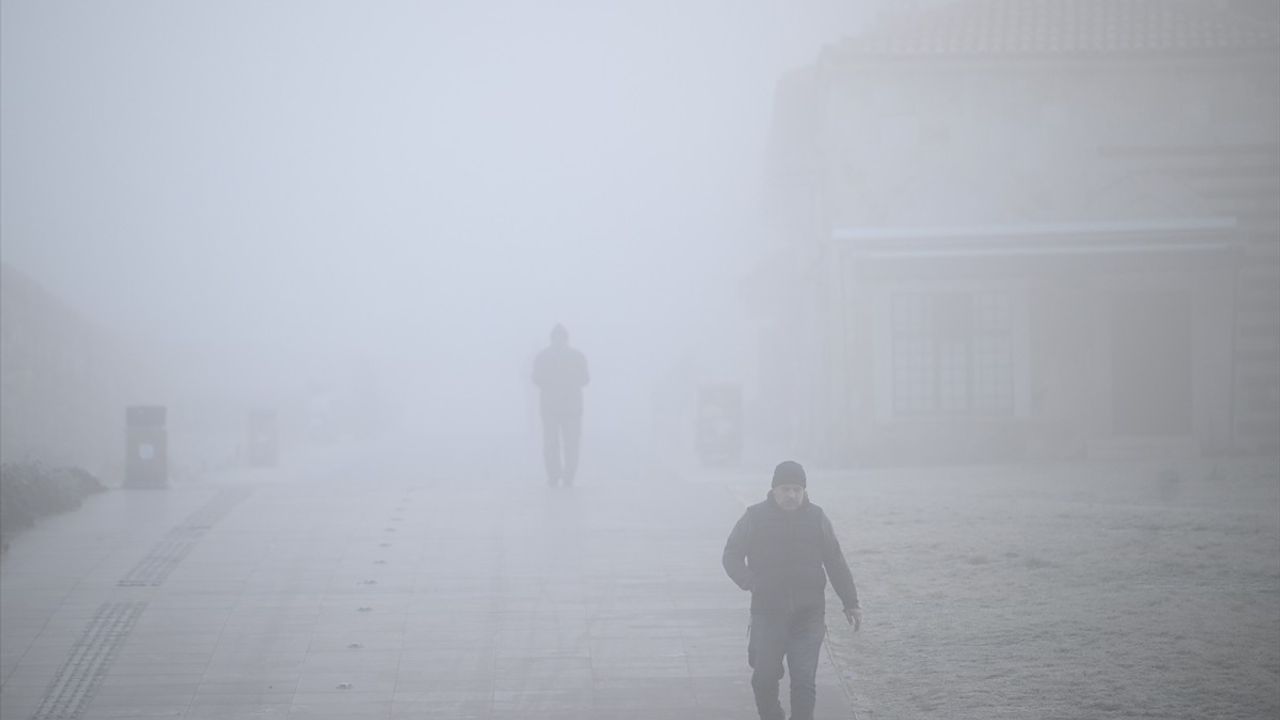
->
xmin=532 ymin=333 xmax=589 ymax=416
xmin=722 ymin=493 xmax=859 ymax=614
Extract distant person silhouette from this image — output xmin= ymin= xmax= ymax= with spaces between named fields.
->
xmin=532 ymin=324 xmax=589 ymax=486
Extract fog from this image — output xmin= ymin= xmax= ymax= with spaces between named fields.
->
xmin=2 ymin=3 xmax=1279 ymax=718
xmin=1 ymin=0 xmax=892 ymax=461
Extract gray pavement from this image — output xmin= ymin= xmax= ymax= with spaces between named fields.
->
xmin=1 ymin=447 xmax=855 ymax=719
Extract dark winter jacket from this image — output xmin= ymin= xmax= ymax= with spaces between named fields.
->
xmin=532 ymin=344 xmax=589 ymax=415
xmin=722 ymin=494 xmax=859 ymax=614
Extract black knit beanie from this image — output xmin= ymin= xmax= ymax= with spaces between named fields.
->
xmin=771 ymin=460 xmax=807 ymax=488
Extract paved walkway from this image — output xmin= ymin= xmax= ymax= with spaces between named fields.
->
xmin=1 ymin=446 xmax=854 ymax=719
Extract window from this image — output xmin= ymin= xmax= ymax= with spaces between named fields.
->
xmin=891 ymin=291 xmax=1015 ymax=417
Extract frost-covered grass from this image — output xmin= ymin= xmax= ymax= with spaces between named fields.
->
xmin=742 ymin=458 xmax=1280 ymax=720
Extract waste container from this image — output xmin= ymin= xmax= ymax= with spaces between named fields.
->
xmin=124 ymin=405 xmax=168 ymax=489
xmin=696 ymin=383 xmax=742 ymax=467
xmin=248 ymin=409 xmax=278 ymax=467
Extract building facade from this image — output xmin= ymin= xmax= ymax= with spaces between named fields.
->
xmin=0 ymin=263 xmax=136 ymax=473
xmin=756 ymin=0 xmax=1280 ymax=464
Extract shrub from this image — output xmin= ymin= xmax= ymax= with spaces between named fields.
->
xmin=0 ymin=462 xmax=106 ymax=553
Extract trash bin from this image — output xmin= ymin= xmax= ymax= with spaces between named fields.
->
xmin=124 ymin=405 xmax=168 ymax=489
xmin=696 ymin=383 xmax=742 ymax=467
xmin=248 ymin=409 xmax=278 ymax=467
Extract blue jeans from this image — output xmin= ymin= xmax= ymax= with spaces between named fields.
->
xmin=748 ymin=608 xmax=826 ymax=720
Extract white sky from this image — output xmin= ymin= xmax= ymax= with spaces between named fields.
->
xmin=1 ymin=0 xmax=890 ymax=439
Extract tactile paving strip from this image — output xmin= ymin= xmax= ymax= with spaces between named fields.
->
xmin=118 ymin=487 xmax=252 ymax=587
xmin=30 ymin=601 xmax=146 ymax=720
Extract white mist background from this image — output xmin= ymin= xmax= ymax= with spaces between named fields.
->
xmin=1 ymin=1 xmax=904 ymax=459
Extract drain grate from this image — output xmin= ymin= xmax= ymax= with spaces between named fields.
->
xmin=30 ymin=601 xmax=146 ymax=720
xmin=118 ymin=487 xmax=251 ymax=587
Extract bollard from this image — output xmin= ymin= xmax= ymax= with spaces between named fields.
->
xmin=124 ymin=405 xmax=168 ymax=489
xmin=696 ymin=382 xmax=742 ymax=467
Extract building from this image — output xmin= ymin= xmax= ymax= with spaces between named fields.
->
xmin=0 ymin=263 xmax=132 ymax=472
xmin=756 ymin=0 xmax=1280 ymax=464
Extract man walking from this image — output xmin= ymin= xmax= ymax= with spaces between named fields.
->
xmin=722 ymin=460 xmax=862 ymax=720
xmin=531 ymin=323 xmax=589 ymax=486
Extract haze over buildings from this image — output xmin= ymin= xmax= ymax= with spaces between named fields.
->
xmin=2 ymin=0 xmax=1277 ymax=470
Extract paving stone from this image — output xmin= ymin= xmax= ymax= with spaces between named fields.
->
xmin=0 ymin=450 xmax=855 ymax=719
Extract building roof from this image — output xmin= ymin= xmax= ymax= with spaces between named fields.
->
xmin=830 ymin=0 xmax=1280 ymax=60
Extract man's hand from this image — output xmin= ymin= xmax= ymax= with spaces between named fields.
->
xmin=843 ymin=606 xmax=862 ymax=632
